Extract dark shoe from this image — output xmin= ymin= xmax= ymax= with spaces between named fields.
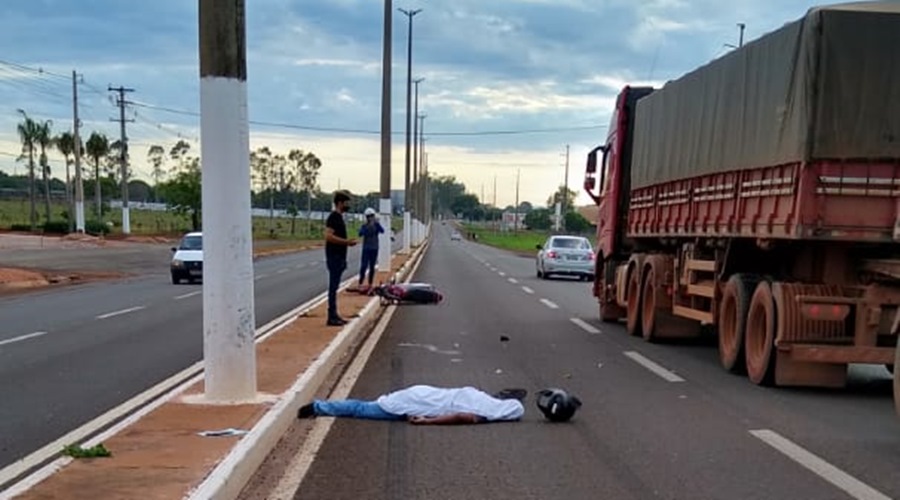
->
xmin=297 ymin=403 xmax=316 ymax=419
xmin=327 ymin=318 xmax=347 ymax=327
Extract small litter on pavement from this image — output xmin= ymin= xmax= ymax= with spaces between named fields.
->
xmin=198 ymin=428 xmax=249 ymax=437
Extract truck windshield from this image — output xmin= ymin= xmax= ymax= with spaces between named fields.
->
xmin=179 ymin=235 xmax=202 ymax=250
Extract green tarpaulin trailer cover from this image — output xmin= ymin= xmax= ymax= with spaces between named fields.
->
xmin=631 ymin=1 xmax=900 ymax=189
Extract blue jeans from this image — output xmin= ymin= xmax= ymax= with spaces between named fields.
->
xmin=326 ymin=258 xmax=346 ymax=321
xmin=313 ymin=399 xmax=405 ymax=420
xmin=359 ymin=248 xmax=378 ymax=285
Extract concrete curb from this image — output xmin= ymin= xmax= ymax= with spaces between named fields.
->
xmin=185 ymin=243 xmax=429 ymax=500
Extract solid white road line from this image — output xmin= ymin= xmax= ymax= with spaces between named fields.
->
xmin=0 ymin=332 xmax=48 ymax=347
xmin=508 ymin=278 xmax=519 ymax=284
xmin=521 ymin=286 xmax=535 ymax=294
xmin=96 ymin=306 xmax=146 ymax=320
xmin=623 ymin=351 xmax=685 ymax=382
xmin=749 ymin=430 xmax=890 ymax=500
xmin=174 ymin=291 xmax=201 ymax=300
xmin=570 ymin=318 xmax=601 ymax=334
xmin=539 ymin=298 xmax=559 ymax=309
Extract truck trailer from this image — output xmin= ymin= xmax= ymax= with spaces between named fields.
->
xmin=582 ymin=2 xmax=900 ymax=414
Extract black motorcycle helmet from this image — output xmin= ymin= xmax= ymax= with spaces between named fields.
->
xmin=536 ymin=388 xmax=582 ymax=422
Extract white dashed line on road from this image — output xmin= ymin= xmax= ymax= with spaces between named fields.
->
xmin=174 ymin=291 xmax=201 ymax=300
xmin=521 ymin=286 xmax=535 ymax=294
xmin=277 ymin=268 xmax=289 ymax=274
xmin=498 ymin=271 xmax=507 ymax=277
xmin=749 ymin=429 xmax=891 ymax=500
xmin=508 ymin=278 xmax=519 ymax=284
xmin=0 ymin=331 xmax=48 ymax=347
xmin=623 ymin=351 xmax=685 ymax=382
xmin=570 ymin=318 xmax=601 ymax=334
xmin=255 ymin=274 xmax=268 ymax=281
xmin=96 ymin=306 xmax=146 ymax=320
xmin=295 ymin=264 xmax=305 ymax=269
xmin=539 ymin=298 xmax=559 ymax=309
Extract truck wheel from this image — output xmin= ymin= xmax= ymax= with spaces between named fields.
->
xmin=745 ymin=280 xmax=777 ymax=386
xmin=894 ymin=343 xmax=900 ymax=417
xmin=626 ymin=266 xmax=643 ymax=337
xmin=640 ymin=265 xmax=659 ymax=342
xmin=718 ymin=274 xmax=759 ymax=374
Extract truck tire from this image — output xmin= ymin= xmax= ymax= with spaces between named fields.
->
xmin=894 ymin=343 xmax=900 ymax=417
xmin=718 ymin=274 xmax=760 ymax=374
xmin=626 ymin=265 xmax=643 ymax=337
xmin=745 ymin=280 xmax=777 ymax=386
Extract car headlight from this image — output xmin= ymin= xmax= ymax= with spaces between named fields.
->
xmin=172 ymin=259 xmax=184 ymax=268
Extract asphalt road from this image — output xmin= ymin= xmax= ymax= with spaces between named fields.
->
xmin=292 ymin=225 xmax=900 ymax=500
xmin=0 ymin=238 xmax=401 ymax=470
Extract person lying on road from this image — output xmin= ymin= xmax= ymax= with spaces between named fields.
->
xmin=297 ymin=385 xmax=527 ymax=425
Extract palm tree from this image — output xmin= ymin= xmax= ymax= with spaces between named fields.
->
xmin=85 ymin=132 xmax=110 ymax=219
xmin=56 ymin=132 xmax=76 ymax=229
xmin=16 ymin=110 xmax=39 ymax=231
xmin=32 ymin=119 xmax=54 ymax=224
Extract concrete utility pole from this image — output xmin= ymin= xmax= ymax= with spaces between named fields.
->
xmin=493 ymin=174 xmax=497 ymax=230
xmin=378 ymin=0 xmax=393 ymax=272
xmin=562 ymin=143 xmax=570 ymax=232
xmin=109 ymin=85 xmax=134 ymax=234
xmin=412 ymin=78 xmax=424 ymax=237
xmin=514 ymin=169 xmax=520 ymax=234
xmin=399 ymin=7 xmax=421 ymax=254
xmin=738 ymin=23 xmax=746 ymax=47
xmin=418 ymin=114 xmax=426 ymax=220
xmin=198 ymin=0 xmax=257 ymax=402
xmin=72 ymin=71 xmax=85 ymax=233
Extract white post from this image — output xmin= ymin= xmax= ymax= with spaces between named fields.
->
xmin=199 ymin=0 xmax=256 ymax=402
xmin=378 ymin=199 xmax=392 ymax=271
xmin=122 ymin=206 xmax=130 ymax=234
xmin=403 ymin=210 xmax=411 ymax=254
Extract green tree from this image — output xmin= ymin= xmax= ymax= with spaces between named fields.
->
xmin=564 ymin=211 xmax=592 ymax=234
xmin=546 ymin=185 xmax=578 ymax=212
xmin=450 ymin=193 xmax=481 ymax=220
xmin=288 ymin=149 xmax=321 ymax=236
xmin=34 ymin=118 xmax=53 ymax=224
xmin=517 ymin=201 xmax=533 ymax=212
xmin=147 ymin=144 xmax=166 ymax=197
xmin=250 ymin=146 xmax=275 ymax=220
xmin=169 ymin=140 xmax=191 ymax=170
xmin=85 ymin=132 xmax=110 ymax=218
xmin=429 ymin=175 xmax=466 ymax=218
xmin=159 ymin=158 xmax=201 ymax=230
xmin=525 ymin=208 xmax=552 ymax=231
xmin=16 ymin=110 xmax=40 ymax=230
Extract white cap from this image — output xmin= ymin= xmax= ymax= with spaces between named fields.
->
xmin=364 ymin=207 xmax=376 ymax=216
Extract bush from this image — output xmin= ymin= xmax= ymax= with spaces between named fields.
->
xmin=85 ymin=220 xmax=111 ymax=235
xmin=41 ymin=221 xmax=71 ymax=235
xmin=10 ymin=223 xmax=32 ymax=232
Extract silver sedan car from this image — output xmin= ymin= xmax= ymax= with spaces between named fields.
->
xmin=536 ymin=235 xmax=595 ymax=281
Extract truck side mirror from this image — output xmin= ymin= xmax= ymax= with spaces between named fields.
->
xmin=584 ymin=144 xmax=608 ymax=204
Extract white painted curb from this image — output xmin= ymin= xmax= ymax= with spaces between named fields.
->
xmin=185 ymin=242 xmax=430 ymax=500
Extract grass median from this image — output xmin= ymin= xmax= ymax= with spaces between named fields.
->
xmin=461 ymin=224 xmax=547 ymax=256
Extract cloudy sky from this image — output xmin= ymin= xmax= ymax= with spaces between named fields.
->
xmin=0 ymin=0 xmax=827 ymax=208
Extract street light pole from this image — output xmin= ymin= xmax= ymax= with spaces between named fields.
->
xmin=378 ymin=0 xmax=393 ymax=272
xmin=399 ymin=8 xmax=421 ymax=254
xmin=738 ymin=23 xmax=745 ymax=47
xmin=198 ymin=0 xmax=256 ymax=402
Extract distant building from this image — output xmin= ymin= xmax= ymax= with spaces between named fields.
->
xmin=501 ymin=211 xmax=527 ymax=231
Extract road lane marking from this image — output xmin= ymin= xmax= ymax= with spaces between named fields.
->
xmin=96 ymin=306 xmax=146 ymax=320
xmin=570 ymin=318 xmax=601 ymax=334
xmin=254 ymin=274 xmax=269 ymax=281
xmin=521 ymin=286 xmax=535 ymax=294
xmin=174 ymin=291 xmax=201 ymax=300
xmin=749 ymin=430 xmax=890 ymax=500
xmin=276 ymin=268 xmax=289 ymax=274
xmin=498 ymin=271 xmax=507 ymax=277
xmin=0 ymin=331 xmax=48 ymax=347
xmin=508 ymin=278 xmax=519 ymax=284
xmin=623 ymin=351 xmax=685 ymax=382
xmin=295 ymin=264 xmax=304 ymax=269
xmin=539 ymin=298 xmax=559 ymax=309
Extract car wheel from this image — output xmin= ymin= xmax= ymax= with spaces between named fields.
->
xmin=172 ymin=273 xmax=181 ymax=285
xmin=187 ymin=277 xmax=196 ymax=284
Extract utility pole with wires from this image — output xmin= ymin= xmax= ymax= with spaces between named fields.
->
xmin=399 ymin=7 xmax=421 ymax=254
xmin=738 ymin=23 xmax=746 ymax=47
xmin=109 ymin=85 xmax=135 ymax=235
xmin=412 ymin=78 xmax=424 ymax=238
xmin=378 ymin=0 xmax=394 ymax=273
xmin=514 ymin=168 xmax=520 ymax=234
xmin=493 ymin=174 xmax=497 ymax=231
xmin=72 ymin=71 xmax=85 ymax=233
xmin=560 ymin=144 xmax=570 ymax=231
xmin=417 ymin=114 xmax=426 ymax=228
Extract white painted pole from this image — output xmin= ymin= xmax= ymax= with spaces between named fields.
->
xmin=72 ymin=70 xmax=85 ymax=233
xmin=199 ymin=0 xmax=256 ymax=402
xmin=378 ymin=0 xmax=393 ymax=274
xmin=403 ymin=211 xmax=411 ymax=253
xmin=378 ymin=199 xmax=392 ymax=271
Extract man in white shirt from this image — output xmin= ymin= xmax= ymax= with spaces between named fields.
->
xmin=297 ymin=385 xmax=526 ymax=425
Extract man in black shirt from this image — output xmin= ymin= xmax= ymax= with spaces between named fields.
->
xmin=325 ymin=190 xmax=358 ymax=326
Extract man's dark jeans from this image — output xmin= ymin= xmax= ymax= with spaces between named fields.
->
xmin=327 ymin=258 xmax=347 ymax=321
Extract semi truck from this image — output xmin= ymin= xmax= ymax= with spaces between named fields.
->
xmin=582 ymin=2 xmax=900 ymax=414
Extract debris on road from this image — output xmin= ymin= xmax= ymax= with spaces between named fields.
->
xmin=198 ymin=428 xmax=249 ymax=438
